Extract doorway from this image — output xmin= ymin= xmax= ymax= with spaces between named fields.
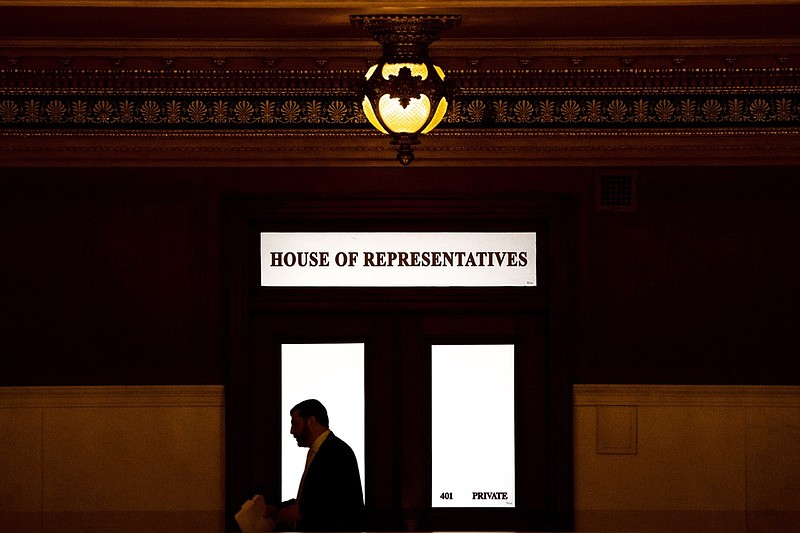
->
xmin=225 ymin=194 xmax=575 ymax=531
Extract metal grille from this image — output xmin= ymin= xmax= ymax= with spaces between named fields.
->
xmin=597 ymin=174 xmax=636 ymax=210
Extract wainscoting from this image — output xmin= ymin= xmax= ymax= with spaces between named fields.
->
xmin=0 ymin=386 xmax=225 ymax=533
xmin=574 ymin=385 xmax=800 ymax=532
xmin=2 ymin=385 xmax=798 ymax=533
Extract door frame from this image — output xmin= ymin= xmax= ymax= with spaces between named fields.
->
xmin=224 ymin=193 xmax=576 ymax=531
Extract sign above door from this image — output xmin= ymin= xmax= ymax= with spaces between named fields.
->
xmin=261 ymin=232 xmax=536 ymax=287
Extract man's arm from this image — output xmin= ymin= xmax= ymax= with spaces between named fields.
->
xmin=277 ymin=499 xmax=302 ymax=530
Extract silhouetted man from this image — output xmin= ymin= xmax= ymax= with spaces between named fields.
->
xmin=277 ymin=399 xmax=364 ymax=531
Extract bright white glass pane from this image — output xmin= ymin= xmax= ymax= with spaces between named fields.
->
xmin=281 ymin=343 xmax=365 ymax=502
xmin=432 ymin=344 xmax=515 ymax=508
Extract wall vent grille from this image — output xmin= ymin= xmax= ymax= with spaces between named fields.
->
xmin=597 ymin=173 xmax=637 ymax=211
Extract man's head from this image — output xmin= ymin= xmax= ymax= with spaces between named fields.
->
xmin=289 ymin=399 xmax=329 ymax=448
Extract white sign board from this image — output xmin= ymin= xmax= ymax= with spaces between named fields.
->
xmin=260 ymin=232 xmax=536 ymax=287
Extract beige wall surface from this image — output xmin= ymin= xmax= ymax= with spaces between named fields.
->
xmin=0 ymin=386 xmax=225 ymax=533
xmin=2 ymin=385 xmax=798 ymax=533
xmin=575 ymin=385 xmax=800 ymax=533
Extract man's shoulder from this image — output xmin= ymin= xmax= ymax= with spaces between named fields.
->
xmin=320 ymin=432 xmax=355 ymax=455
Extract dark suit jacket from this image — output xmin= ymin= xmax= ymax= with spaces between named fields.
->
xmin=297 ymin=432 xmax=365 ymax=531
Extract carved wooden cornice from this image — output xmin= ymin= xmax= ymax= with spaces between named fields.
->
xmin=2 ymin=36 xmax=797 ymax=71
xmin=2 ymin=61 xmax=798 ymax=166
xmin=1 ymin=1 xmax=799 ymax=166
xmin=2 ymin=63 xmax=797 ymax=124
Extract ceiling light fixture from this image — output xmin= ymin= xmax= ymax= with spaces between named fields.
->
xmin=351 ymin=14 xmax=461 ymax=165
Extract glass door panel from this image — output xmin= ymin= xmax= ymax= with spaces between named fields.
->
xmin=280 ymin=343 xmax=366 ymax=502
xmin=431 ymin=344 xmax=515 ymax=508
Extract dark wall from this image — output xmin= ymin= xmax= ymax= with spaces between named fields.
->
xmin=2 ymin=166 xmax=798 ymax=386
xmin=0 ymin=170 xmax=216 ymax=385
xmin=581 ymin=168 xmax=800 ymax=384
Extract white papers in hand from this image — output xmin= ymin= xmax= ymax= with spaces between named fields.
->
xmin=235 ymin=494 xmax=275 ymax=533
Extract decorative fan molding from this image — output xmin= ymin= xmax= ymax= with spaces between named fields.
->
xmin=2 ymin=1 xmax=798 ymax=165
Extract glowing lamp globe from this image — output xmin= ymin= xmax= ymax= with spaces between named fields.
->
xmin=351 ymin=15 xmax=461 ymax=165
